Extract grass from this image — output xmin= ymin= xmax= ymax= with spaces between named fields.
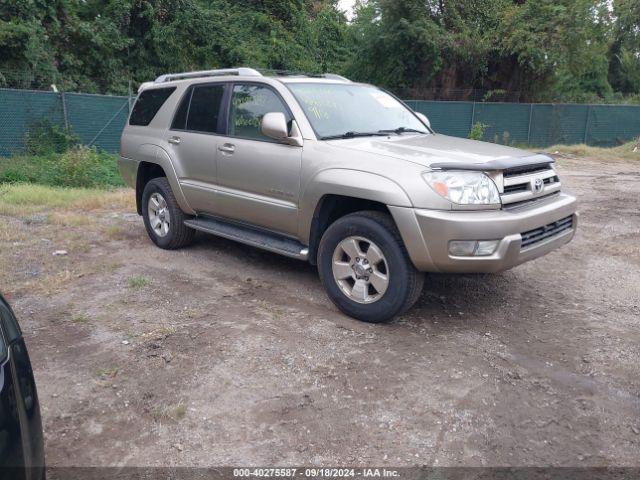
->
xmin=128 ymin=275 xmax=151 ymax=289
xmin=71 ymin=313 xmax=91 ymax=324
xmin=97 ymin=367 xmax=120 ymax=378
xmin=152 ymin=402 xmax=187 ymax=422
xmin=544 ymin=141 xmax=639 ymax=162
xmin=0 ymin=183 xmax=133 ymax=217
xmin=0 ymin=147 xmax=124 ymax=188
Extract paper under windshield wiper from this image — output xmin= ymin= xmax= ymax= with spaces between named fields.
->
xmin=378 ymin=127 xmax=428 ymax=135
xmin=321 ymin=131 xmax=390 ymax=140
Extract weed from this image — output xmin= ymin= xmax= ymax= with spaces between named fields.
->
xmin=128 ymin=275 xmax=151 ymax=289
xmin=71 ymin=313 xmax=91 ymax=324
xmin=104 ymin=225 xmax=127 ymax=240
xmin=0 ymin=147 xmax=124 ymax=188
xmin=49 ymin=212 xmax=94 ymax=227
xmin=469 ymin=121 xmax=487 ymax=141
xmin=184 ymin=308 xmax=203 ymax=319
xmin=544 ymin=141 xmax=639 ymax=162
xmin=0 ymin=184 xmax=133 ymax=217
xmin=153 ymin=402 xmax=187 ymax=422
xmin=141 ymin=326 xmax=177 ymax=342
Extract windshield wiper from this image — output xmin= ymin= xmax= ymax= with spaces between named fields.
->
xmin=321 ymin=131 xmax=390 ymax=140
xmin=378 ymin=127 xmax=428 ymax=135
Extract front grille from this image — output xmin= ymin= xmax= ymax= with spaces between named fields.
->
xmin=503 ymin=183 xmax=528 ymax=194
xmin=521 ymin=215 xmax=573 ymax=249
xmin=503 ymin=163 xmax=552 ymax=178
xmin=500 ymin=164 xmax=561 ymax=208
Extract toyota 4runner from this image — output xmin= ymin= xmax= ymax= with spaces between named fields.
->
xmin=119 ymin=68 xmax=578 ymax=323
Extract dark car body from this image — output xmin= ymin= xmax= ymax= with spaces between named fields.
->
xmin=0 ymin=295 xmax=44 ymax=480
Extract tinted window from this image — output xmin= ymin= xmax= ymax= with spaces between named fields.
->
xmin=228 ymin=84 xmax=291 ymax=141
xmin=171 ymin=89 xmax=192 ymax=130
xmin=129 ymin=87 xmax=176 ymax=126
xmin=186 ymin=85 xmax=225 ymax=133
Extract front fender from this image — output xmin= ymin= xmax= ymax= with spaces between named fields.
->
xmin=298 ymin=168 xmax=413 ymax=244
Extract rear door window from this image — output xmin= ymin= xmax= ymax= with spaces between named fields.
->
xmin=171 ymin=89 xmax=192 ymax=130
xmin=129 ymin=87 xmax=176 ymax=126
xmin=185 ymin=84 xmax=225 ymax=134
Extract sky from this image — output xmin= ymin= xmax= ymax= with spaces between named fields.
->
xmin=337 ymin=0 xmax=357 ymax=19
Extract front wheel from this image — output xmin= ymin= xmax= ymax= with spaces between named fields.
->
xmin=317 ymin=211 xmax=424 ymax=323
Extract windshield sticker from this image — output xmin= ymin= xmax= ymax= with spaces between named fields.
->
xmin=370 ymin=91 xmax=401 ymax=108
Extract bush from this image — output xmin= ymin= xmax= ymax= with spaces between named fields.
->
xmin=0 ymin=147 xmax=124 ymax=188
xmin=23 ymin=120 xmax=80 ymax=155
xmin=469 ymin=121 xmax=487 ymax=141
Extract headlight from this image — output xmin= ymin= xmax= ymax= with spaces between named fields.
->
xmin=423 ymin=171 xmax=500 ymax=205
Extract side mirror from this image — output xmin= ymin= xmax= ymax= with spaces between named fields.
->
xmin=415 ymin=112 xmax=431 ymax=129
xmin=261 ymin=112 xmax=304 ymax=146
xmin=262 ymin=112 xmax=289 ymax=140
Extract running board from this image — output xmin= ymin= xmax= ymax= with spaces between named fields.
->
xmin=184 ymin=217 xmax=309 ymax=261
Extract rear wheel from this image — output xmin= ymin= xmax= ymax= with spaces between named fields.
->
xmin=318 ymin=211 xmax=424 ymax=323
xmin=141 ymin=177 xmax=195 ymax=249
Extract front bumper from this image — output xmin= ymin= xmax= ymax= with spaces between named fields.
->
xmin=389 ymin=193 xmax=578 ymax=273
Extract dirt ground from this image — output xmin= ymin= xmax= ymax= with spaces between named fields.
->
xmin=1 ymin=155 xmax=639 ymax=467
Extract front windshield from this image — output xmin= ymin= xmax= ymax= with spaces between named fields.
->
xmin=286 ymin=83 xmax=429 ymax=139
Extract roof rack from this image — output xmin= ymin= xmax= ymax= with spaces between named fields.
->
xmin=262 ymin=70 xmax=351 ymax=82
xmin=154 ymin=67 xmax=262 ymax=84
xmin=321 ymin=73 xmax=351 ymax=82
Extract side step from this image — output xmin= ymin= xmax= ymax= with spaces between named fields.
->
xmin=184 ymin=216 xmax=309 ymax=261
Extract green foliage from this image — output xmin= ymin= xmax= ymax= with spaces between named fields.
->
xmin=469 ymin=122 xmax=488 ymax=141
xmin=348 ymin=0 xmax=638 ymax=103
xmin=23 ymin=120 xmax=80 ymax=156
xmin=0 ymin=147 xmax=123 ymax=188
xmin=0 ymin=0 xmax=638 ymax=103
xmin=0 ymin=0 xmax=352 ymax=94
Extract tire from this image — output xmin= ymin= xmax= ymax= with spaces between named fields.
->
xmin=317 ymin=211 xmax=424 ymax=323
xmin=141 ymin=177 xmax=195 ymax=249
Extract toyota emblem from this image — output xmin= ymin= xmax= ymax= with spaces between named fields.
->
xmin=533 ymin=178 xmax=544 ymax=193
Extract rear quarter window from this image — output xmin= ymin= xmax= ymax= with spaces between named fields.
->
xmin=129 ymin=87 xmax=176 ymax=126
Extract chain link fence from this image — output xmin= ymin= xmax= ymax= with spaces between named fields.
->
xmin=407 ymin=100 xmax=640 ymax=147
xmin=1 ymin=88 xmax=639 ymax=157
xmin=0 ymin=88 xmax=132 ymax=156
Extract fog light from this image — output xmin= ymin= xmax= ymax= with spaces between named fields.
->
xmin=449 ymin=241 xmax=477 ymax=256
xmin=449 ymin=240 xmax=499 ymax=257
xmin=475 ymin=240 xmax=499 ymax=256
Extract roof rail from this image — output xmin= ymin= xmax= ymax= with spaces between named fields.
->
xmin=322 ymin=73 xmax=351 ymax=82
xmin=154 ymin=67 xmax=262 ymax=84
xmin=256 ymin=69 xmax=352 ymax=82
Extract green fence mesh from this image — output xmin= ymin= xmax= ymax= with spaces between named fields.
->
xmin=1 ymin=88 xmax=639 ymax=157
xmin=408 ymin=100 xmax=640 ymax=147
xmin=65 ymin=93 xmax=131 ymax=153
xmin=0 ymin=88 xmax=130 ymax=156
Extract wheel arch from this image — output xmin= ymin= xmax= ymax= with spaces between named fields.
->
xmin=135 ymin=147 xmax=194 ymax=215
xmin=301 ymin=170 xmax=413 ymax=265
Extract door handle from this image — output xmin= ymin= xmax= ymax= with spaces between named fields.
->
xmin=168 ymin=136 xmax=181 ymax=145
xmin=218 ymin=143 xmax=235 ymax=154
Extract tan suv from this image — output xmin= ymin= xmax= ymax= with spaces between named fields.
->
xmin=119 ymin=68 xmax=578 ymax=323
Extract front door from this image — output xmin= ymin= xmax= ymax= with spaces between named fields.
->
xmin=215 ymin=83 xmax=302 ymax=236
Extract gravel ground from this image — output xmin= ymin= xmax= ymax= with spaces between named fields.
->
xmin=1 ymin=156 xmax=639 ymax=467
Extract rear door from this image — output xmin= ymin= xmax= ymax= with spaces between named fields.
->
xmin=166 ymin=82 xmax=227 ymax=213
xmin=214 ymin=83 xmax=302 ymax=235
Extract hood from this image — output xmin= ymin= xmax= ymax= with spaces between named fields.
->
xmin=327 ymin=133 xmax=538 ymax=169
